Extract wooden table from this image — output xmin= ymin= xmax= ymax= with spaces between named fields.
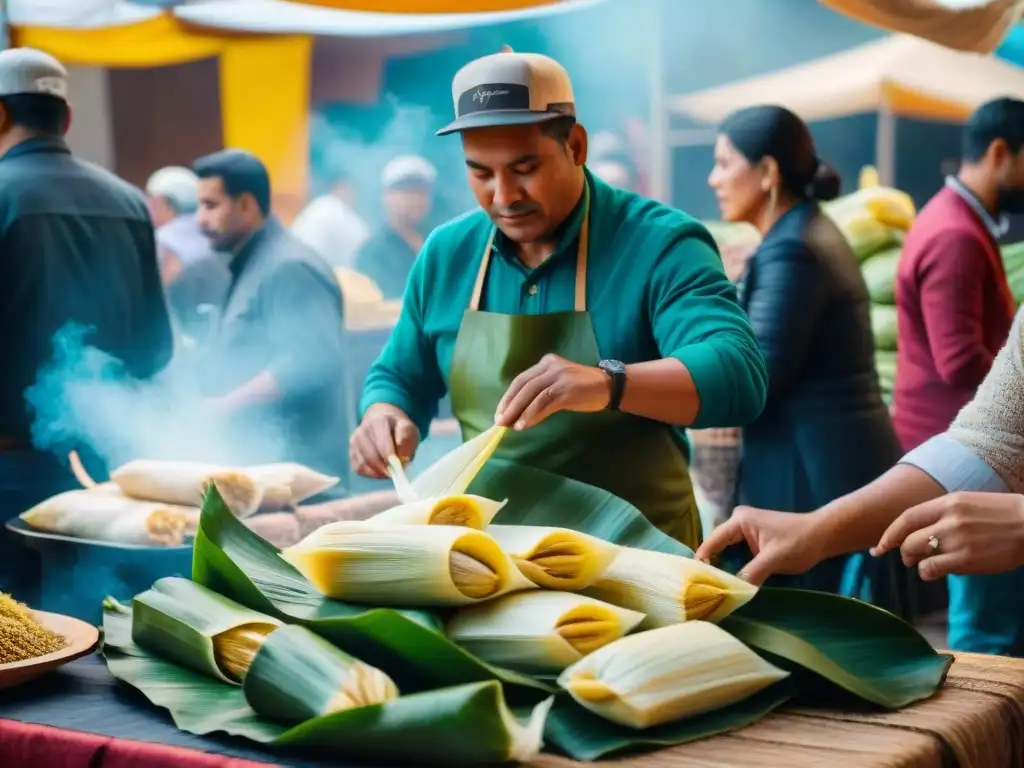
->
xmin=533 ymin=652 xmax=1024 ymax=768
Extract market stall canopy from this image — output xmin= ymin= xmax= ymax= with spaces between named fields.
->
xmin=670 ymin=34 xmax=1024 ymax=124
xmin=818 ymin=0 xmax=1023 ymax=53
xmin=176 ymin=0 xmax=609 ymax=35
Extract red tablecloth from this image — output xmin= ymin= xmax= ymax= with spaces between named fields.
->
xmin=0 ymin=720 xmax=279 ymax=768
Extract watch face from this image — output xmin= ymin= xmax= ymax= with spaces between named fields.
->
xmin=602 ymin=360 xmax=626 ymax=375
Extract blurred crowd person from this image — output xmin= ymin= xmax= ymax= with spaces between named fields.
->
xmin=893 ymin=98 xmax=1022 ymax=454
xmin=355 ymin=154 xmax=436 ymax=300
xmin=145 ymin=165 xmax=229 ymax=341
xmin=291 ymin=168 xmax=369 ymax=269
xmin=192 ymin=149 xmax=349 ymax=483
xmin=0 ymin=48 xmax=172 ymax=596
xmin=707 ymin=106 xmax=905 ymax=610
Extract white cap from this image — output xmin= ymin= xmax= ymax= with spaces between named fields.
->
xmin=381 ymin=155 xmax=437 ymax=189
xmin=0 ymin=47 xmax=68 ymax=100
xmin=437 ymin=50 xmax=575 ymax=136
xmin=146 ymin=166 xmax=199 ymax=213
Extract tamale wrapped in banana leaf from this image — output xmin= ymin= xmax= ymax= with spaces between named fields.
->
xmin=281 ymin=522 xmax=536 ymax=606
xmin=558 ymin=621 xmax=789 ymax=729
xmin=488 ymin=525 xmax=619 ymax=591
xmin=132 ymin=578 xmax=398 ymax=724
xmin=584 ymin=545 xmax=757 ymax=626
xmin=111 ymin=460 xmax=264 ymax=518
xmin=447 ymin=591 xmax=644 ymax=674
xmin=21 ymin=488 xmax=191 ymax=546
xmin=368 ymin=494 xmax=506 ymax=530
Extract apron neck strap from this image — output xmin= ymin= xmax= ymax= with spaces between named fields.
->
xmin=469 ymin=180 xmax=591 ymax=312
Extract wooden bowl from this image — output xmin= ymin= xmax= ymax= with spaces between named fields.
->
xmin=0 ymin=610 xmax=100 ymax=689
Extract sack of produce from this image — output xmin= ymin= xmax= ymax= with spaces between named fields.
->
xmin=1002 ymin=242 xmax=1024 ymax=305
xmin=861 ymin=247 xmax=902 ymax=304
xmin=829 ymin=214 xmax=900 ymax=261
xmin=870 ymin=304 xmax=899 ymax=352
xmin=875 ymin=349 xmax=897 ymax=404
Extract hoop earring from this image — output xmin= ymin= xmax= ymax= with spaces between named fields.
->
xmin=765 ymin=186 xmax=778 ymax=221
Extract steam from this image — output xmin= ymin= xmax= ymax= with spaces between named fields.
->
xmin=24 ymin=323 xmax=289 ymax=474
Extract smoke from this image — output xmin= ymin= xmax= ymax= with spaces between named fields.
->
xmin=310 ymin=93 xmax=474 ymax=228
xmin=24 ymin=323 xmax=285 ymax=473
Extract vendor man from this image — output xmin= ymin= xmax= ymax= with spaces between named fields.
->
xmin=349 ymin=51 xmax=767 ymax=548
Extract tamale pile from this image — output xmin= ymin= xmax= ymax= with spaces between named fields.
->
xmin=369 ymin=493 xmax=506 ymax=529
xmin=0 ymin=593 xmax=66 ymax=664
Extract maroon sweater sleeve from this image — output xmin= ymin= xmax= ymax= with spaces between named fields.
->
xmin=918 ymin=232 xmax=995 ymax=389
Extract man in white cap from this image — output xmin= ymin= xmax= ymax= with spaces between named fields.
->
xmin=349 ymin=50 xmax=766 ymax=550
xmin=355 ymin=154 xmax=437 ymax=300
xmin=0 ymin=48 xmax=172 ymax=596
xmin=145 ymin=165 xmax=229 ymax=339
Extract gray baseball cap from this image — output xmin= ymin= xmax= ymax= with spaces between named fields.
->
xmin=0 ymin=48 xmax=68 ymax=101
xmin=436 ymin=51 xmax=576 ymax=136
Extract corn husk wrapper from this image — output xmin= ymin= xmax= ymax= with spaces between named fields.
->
xmin=281 ymin=522 xmax=536 ymax=606
xmin=583 ymin=546 xmax=757 ymax=627
xmin=389 ymin=425 xmax=507 ymax=504
xmin=21 ymin=488 xmax=192 ymax=546
xmin=368 ymin=494 xmax=506 ymax=530
xmin=488 ymin=525 xmax=619 ymax=591
xmin=111 ymin=460 xmax=264 ymax=518
xmin=448 ymin=591 xmax=645 ymax=675
xmin=131 ymin=577 xmax=283 ymax=683
xmin=558 ymin=621 xmax=789 ymax=729
xmin=246 ymin=462 xmax=339 ymax=509
xmin=243 ymin=624 xmax=399 ymax=725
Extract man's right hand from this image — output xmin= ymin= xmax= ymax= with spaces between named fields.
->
xmin=349 ymin=404 xmax=420 ymax=479
xmin=694 ymin=506 xmax=828 ymax=585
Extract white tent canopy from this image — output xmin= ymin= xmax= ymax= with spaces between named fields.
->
xmin=670 ymin=34 xmax=1024 ymax=124
xmin=818 ymin=0 xmax=1024 ymax=53
xmin=7 ymin=0 xmax=609 ymax=36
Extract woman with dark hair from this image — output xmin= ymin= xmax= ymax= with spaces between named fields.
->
xmin=708 ymin=106 xmax=904 ymax=600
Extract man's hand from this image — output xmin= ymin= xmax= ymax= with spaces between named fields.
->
xmin=694 ymin=506 xmax=828 ymax=585
xmin=495 ymin=354 xmax=611 ymax=430
xmin=872 ymin=492 xmax=1024 ymax=581
xmin=349 ymin=404 xmax=421 ymax=479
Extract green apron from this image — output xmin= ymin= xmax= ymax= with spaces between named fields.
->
xmin=447 ymin=185 xmax=701 ymax=549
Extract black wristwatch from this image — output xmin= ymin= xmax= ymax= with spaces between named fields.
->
xmin=598 ymin=359 xmax=627 ymax=411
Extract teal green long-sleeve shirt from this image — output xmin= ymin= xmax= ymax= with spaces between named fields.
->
xmin=360 ymin=171 xmax=767 ymax=443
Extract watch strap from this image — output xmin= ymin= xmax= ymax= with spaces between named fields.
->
xmin=599 ymin=359 xmax=626 ymax=411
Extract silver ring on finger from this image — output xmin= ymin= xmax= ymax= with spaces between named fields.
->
xmin=927 ymin=535 xmax=940 ymax=553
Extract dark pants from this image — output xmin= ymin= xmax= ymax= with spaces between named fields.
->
xmin=0 ymin=450 xmax=79 ymax=601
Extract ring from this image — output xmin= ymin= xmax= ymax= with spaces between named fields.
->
xmin=927 ymin=535 xmax=940 ymax=553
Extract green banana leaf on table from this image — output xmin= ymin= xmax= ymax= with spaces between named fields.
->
xmin=102 ymin=458 xmax=951 ymax=763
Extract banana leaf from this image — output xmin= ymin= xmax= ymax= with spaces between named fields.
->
xmin=721 ymin=589 xmax=952 ymax=709
xmin=470 ymin=458 xmax=694 ymax=557
xmin=101 ymin=602 xmax=552 ymax=765
xmin=191 ymin=486 xmax=549 ymax=698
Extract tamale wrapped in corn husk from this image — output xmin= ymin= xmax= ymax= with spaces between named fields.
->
xmin=132 ymin=579 xmax=398 ymax=722
xmin=447 ymin=591 xmax=645 ymax=674
xmin=246 ymin=462 xmax=339 ymax=509
xmin=131 ymin=577 xmax=283 ymax=683
xmin=558 ymin=621 xmax=789 ymax=729
xmin=281 ymin=522 xmax=536 ymax=606
xmin=583 ymin=546 xmax=757 ymax=627
xmin=368 ymin=494 xmax=506 ymax=530
xmin=111 ymin=460 xmax=264 ymax=518
xmin=21 ymin=488 xmax=191 ymax=546
xmin=488 ymin=525 xmax=619 ymax=591
xmin=389 ymin=425 xmax=508 ymax=504
xmin=243 ymin=624 xmax=399 ymax=725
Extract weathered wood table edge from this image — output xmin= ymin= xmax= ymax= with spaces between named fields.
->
xmin=529 ymin=652 xmax=1024 ymax=767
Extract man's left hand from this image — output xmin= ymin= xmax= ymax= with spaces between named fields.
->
xmin=495 ymin=354 xmax=611 ymax=430
xmin=872 ymin=492 xmax=1024 ymax=581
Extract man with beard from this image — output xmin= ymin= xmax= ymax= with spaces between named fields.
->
xmin=893 ymin=98 xmax=1023 ymax=455
xmin=192 ymin=149 xmax=348 ymax=483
